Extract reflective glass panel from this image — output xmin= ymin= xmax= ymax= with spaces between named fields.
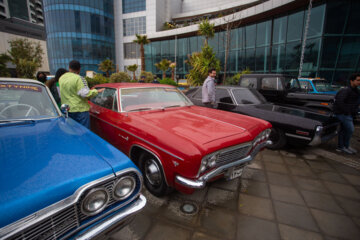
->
xmin=287 ymin=11 xmax=304 ymax=42
xmin=256 ymin=21 xmax=271 ymax=47
xmin=320 ymin=37 xmax=341 ymax=68
xmin=245 ymin=25 xmax=256 ymax=48
xmin=273 ymin=16 xmax=287 ymax=44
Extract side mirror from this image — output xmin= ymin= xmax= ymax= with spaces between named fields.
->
xmin=60 ymin=104 xmax=70 ymax=118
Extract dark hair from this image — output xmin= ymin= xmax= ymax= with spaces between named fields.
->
xmin=349 ymin=73 xmax=360 ymax=81
xmin=208 ymin=68 xmax=216 ymax=74
xmin=55 ymin=68 xmax=67 ymax=82
xmin=69 ymin=60 xmax=81 ymax=71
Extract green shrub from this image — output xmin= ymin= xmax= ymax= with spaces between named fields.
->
xmin=223 ymin=68 xmax=252 ymax=85
xmin=160 ymin=77 xmax=177 ymax=86
xmin=110 ymin=72 xmax=131 ymax=83
xmin=140 ymin=71 xmax=154 ymax=83
xmin=86 ymin=74 xmax=109 ymax=88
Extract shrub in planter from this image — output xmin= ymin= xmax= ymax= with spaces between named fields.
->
xmin=160 ymin=77 xmax=177 ymax=86
xmin=110 ymin=72 xmax=131 ymax=83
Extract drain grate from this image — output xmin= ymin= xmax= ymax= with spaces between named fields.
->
xmin=180 ymin=202 xmax=198 ymax=215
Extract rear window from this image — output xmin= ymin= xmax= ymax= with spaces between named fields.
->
xmin=261 ymin=77 xmax=283 ymax=90
xmin=240 ymin=78 xmax=257 ymax=88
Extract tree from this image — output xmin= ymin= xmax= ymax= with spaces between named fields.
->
xmin=133 ymin=34 xmax=150 ymax=71
xmin=198 ymin=19 xmax=215 ymax=46
xmin=110 ymin=72 xmax=131 ymax=83
xmin=0 ymin=53 xmax=11 ymax=77
xmin=126 ymin=64 xmax=138 ymax=81
xmin=155 ymin=59 xmax=171 ymax=79
xmin=98 ymin=59 xmax=115 ymax=77
xmin=7 ymin=38 xmax=43 ymax=78
xmin=186 ymin=45 xmax=220 ymax=86
xmin=169 ymin=62 xmax=176 ymax=81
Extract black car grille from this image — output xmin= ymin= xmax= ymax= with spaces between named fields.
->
xmin=8 ymin=172 xmax=141 ymax=240
xmin=321 ymin=122 xmax=338 ymax=137
xmin=216 ymin=144 xmax=252 ymax=165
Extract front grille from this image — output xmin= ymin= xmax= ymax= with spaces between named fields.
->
xmin=321 ymin=123 xmax=338 ymax=137
xmin=216 ymin=144 xmax=251 ymax=165
xmin=7 ymin=171 xmax=141 ymax=240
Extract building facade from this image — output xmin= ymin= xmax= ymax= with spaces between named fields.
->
xmin=43 ymin=0 xmax=115 ymax=75
xmin=115 ymin=0 xmax=360 ymax=85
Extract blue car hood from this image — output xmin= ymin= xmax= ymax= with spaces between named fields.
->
xmin=0 ymin=117 xmax=131 ymax=228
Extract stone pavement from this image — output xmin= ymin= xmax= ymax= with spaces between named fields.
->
xmin=108 ymin=148 xmax=360 ymax=240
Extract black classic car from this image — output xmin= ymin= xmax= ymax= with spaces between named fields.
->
xmin=238 ymin=74 xmax=335 ymax=111
xmin=186 ymin=86 xmax=339 ymax=149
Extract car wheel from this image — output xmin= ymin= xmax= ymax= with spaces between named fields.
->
xmin=139 ymin=152 xmax=172 ymax=197
xmin=267 ymin=128 xmax=287 ymax=149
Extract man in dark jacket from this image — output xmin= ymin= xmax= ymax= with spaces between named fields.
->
xmin=333 ymin=73 xmax=360 ymax=154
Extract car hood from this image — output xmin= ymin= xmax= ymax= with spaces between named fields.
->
xmin=0 ymin=118 xmax=118 ymax=228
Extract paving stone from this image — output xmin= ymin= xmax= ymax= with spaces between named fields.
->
xmin=307 ymin=161 xmax=334 ymax=171
xmin=211 ymin=177 xmax=240 ymax=192
xmin=241 ymin=168 xmax=267 ymax=182
xmin=240 ymin=179 xmax=270 ymax=198
xmin=174 ymin=187 xmax=208 ymax=203
xmin=317 ymin=171 xmax=347 ymax=184
xmin=270 ymin=185 xmax=305 ymax=205
xmin=201 ymin=208 xmax=236 ymax=239
xmin=238 ymin=194 xmax=275 ymax=220
xmin=207 ymin=187 xmax=237 ymax=210
xmin=280 ymin=151 xmax=297 ymax=158
xmin=144 ymin=222 xmax=191 ymax=240
xmin=191 ymin=232 xmax=221 ymax=240
xmin=274 ymin=201 xmax=318 ymax=232
xmin=236 ymin=215 xmax=280 ymax=240
xmin=262 ymin=154 xmax=284 ymax=164
xmin=330 ymin=163 xmax=360 ymax=175
xmin=324 ymin=181 xmax=360 ymax=199
xmin=302 ymin=154 xmax=319 ymax=160
xmin=294 ymin=177 xmax=329 ymax=193
xmin=278 ymin=224 xmax=323 ymax=240
xmin=267 ymin=172 xmax=294 ymax=187
xmin=353 ymin=217 xmax=360 ymax=228
xmin=342 ymin=174 xmax=360 ymax=186
xmin=311 ymin=209 xmax=360 ymax=240
xmin=142 ymin=189 xmax=168 ymax=215
xmin=161 ymin=199 xmax=199 ymax=226
xmin=247 ymin=161 xmax=264 ymax=170
xmin=335 ymin=196 xmax=360 ymax=217
xmin=265 ymin=162 xmax=289 ymax=174
xmin=262 ymin=149 xmax=280 ymax=156
xmin=301 ymin=190 xmax=344 ymax=214
xmin=289 ymin=166 xmax=317 ymax=178
xmin=284 ymin=158 xmax=309 ymax=168
xmin=110 ymin=214 xmax=151 ymax=240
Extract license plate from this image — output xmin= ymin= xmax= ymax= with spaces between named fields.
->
xmin=228 ymin=167 xmax=243 ymax=180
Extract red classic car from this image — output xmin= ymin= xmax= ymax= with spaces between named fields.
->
xmin=89 ymin=83 xmax=272 ymax=196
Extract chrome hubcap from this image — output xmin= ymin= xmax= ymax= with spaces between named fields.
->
xmin=145 ymin=159 xmax=161 ymax=186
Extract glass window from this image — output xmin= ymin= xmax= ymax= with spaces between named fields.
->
xmin=320 ymin=37 xmax=341 ymax=68
xmin=91 ymin=88 xmax=117 ymax=110
xmin=245 ymin=25 xmax=256 ymax=48
xmin=271 ymin=44 xmax=286 ymax=72
xmin=261 ymin=77 xmax=283 ymax=90
xmin=124 ymin=43 xmax=140 ymax=59
xmin=215 ymin=89 xmax=233 ymax=104
xmin=337 ymin=37 xmax=360 ymax=69
xmin=285 ymin=41 xmax=302 ymax=70
xmin=324 ymin=1 xmax=348 ymax=34
xmin=345 ymin=0 xmax=360 ymax=34
xmin=305 ymin=5 xmax=325 ymax=38
xmin=193 ymin=88 xmax=202 ymax=99
xmin=299 ymin=80 xmax=314 ymax=91
xmin=273 ymin=16 xmax=287 ymax=44
xmin=122 ymin=0 xmax=146 ymax=14
xmin=287 ymin=11 xmax=304 ymax=42
xmin=239 ymin=77 xmax=257 ymax=88
xmin=245 ymin=48 xmax=255 ymax=71
xmin=256 ymin=21 xmax=271 ymax=47
xmin=303 ymin=38 xmax=321 ymax=73
xmin=123 ymin=16 xmax=146 ymax=36
xmin=255 ymin=47 xmax=269 ymax=72
xmin=232 ymin=89 xmax=266 ymax=104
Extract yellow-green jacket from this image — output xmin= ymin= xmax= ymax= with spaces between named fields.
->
xmin=59 ymin=72 xmax=98 ymax=112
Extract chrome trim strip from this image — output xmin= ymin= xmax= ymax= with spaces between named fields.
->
xmin=176 ymin=140 xmax=271 ymax=189
xmin=90 ymin=114 xmax=184 ymax=161
xmin=0 ymin=168 xmax=141 ymax=239
xmin=285 ymin=133 xmax=312 ymax=141
xmin=75 ymin=195 xmax=146 ymax=240
xmin=129 ymin=144 xmax=170 ymax=186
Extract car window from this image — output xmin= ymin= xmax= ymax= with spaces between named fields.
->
xmin=193 ymin=88 xmax=203 ymax=99
xmin=240 ymin=78 xmax=257 ymax=88
xmin=91 ymin=88 xmax=117 ymax=111
xmin=299 ymin=81 xmax=313 ymax=91
xmin=216 ymin=89 xmax=233 ymax=104
xmin=284 ymin=77 xmax=301 ymax=91
xmin=261 ymin=77 xmax=283 ymax=90
xmin=232 ymin=88 xmax=266 ymax=104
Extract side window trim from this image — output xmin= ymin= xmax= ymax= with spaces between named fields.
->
xmin=216 ymin=88 xmax=234 ymax=104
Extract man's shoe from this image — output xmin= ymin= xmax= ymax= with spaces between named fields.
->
xmin=347 ymin=147 xmax=358 ymax=154
xmin=342 ymin=148 xmax=355 ymax=154
xmin=336 ymin=147 xmax=344 ymax=153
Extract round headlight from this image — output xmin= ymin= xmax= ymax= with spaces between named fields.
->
xmin=81 ymin=188 xmax=109 ymax=216
xmin=207 ymin=154 xmax=217 ymax=168
xmin=113 ymin=176 xmax=136 ymax=200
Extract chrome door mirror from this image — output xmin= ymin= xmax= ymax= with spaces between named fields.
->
xmin=60 ymin=104 xmax=70 ymax=118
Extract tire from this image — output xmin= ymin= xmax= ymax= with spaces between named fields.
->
xmin=267 ymin=128 xmax=287 ymax=149
xmin=139 ymin=152 xmax=172 ymax=197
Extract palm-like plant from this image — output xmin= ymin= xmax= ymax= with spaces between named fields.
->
xmin=127 ymin=64 xmax=138 ymax=81
xmin=198 ymin=19 xmax=215 ymax=46
xmin=155 ymin=59 xmax=171 ymax=79
xmin=133 ymin=34 xmax=150 ymax=71
xmin=98 ymin=59 xmax=115 ymax=77
xmin=169 ymin=62 xmax=176 ymax=81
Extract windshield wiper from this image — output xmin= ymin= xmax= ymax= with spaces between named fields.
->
xmin=162 ymin=105 xmax=181 ymax=109
xmin=127 ymin=107 xmax=153 ymax=112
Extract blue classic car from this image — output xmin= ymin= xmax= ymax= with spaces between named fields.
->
xmin=298 ymin=78 xmax=340 ymax=95
xmin=0 ymin=78 xmax=146 ymax=239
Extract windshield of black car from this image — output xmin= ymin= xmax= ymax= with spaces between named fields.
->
xmin=0 ymin=82 xmax=59 ymax=120
xmin=284 ymin=77 xmax=301 ymax=91
xmin=120 ymin=87 xmax=192 ymax=112
xmin=313 ymin=80 xmax=335 ymax=92
xmin=232 ymin=89 xmax=267 ymax=105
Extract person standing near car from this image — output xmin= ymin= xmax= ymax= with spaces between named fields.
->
xmin=46 ymin=68 xmax=67 ymax=107
xmin=202 ymin=68 xmax=216 ymax=108
xmin=333 ymin=73 xmax=360 ymax=154
xmin=59 ymin=60 xmax=104 ymax=129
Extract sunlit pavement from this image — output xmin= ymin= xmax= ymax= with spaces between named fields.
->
xmin=106 ymin=139 xmax=360 ymax=240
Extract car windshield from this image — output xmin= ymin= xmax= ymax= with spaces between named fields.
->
xmin=120 ymin=87 xmax=192 ymax=112
xmin=0 ymin=82 xmax=59 ymax=120
xmin=284 ymin=77 xmax=302 ymax=92
xmin=313 ymin=80 xmax=335 ymax=92
xmin=231 ymin=88 xmax=267 ymax=105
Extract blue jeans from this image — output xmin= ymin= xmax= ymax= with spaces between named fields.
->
xmin=69 ymin=111 xmax=90 ymax=129
xmin=335 ymin=114 xmax=354 ymax=148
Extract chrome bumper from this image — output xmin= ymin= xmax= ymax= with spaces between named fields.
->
xmin=309 ymin=130 xmax=338 ymax=146
xmin=75 ymin=195 xmax=146 ymax=240
xmin=175 ymin=140 xmax=271 ymax=189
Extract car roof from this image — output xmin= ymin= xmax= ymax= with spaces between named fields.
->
xmin=0 ymin=78 xmax=45 ymax=86
xmin=240 ymin=74 xmax=295 ymax=78
xmin=95 ymin=82 xmax=176 ymax=89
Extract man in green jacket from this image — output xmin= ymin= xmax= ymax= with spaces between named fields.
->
xmin=59 ymin=60 xmax=104 ymax=128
